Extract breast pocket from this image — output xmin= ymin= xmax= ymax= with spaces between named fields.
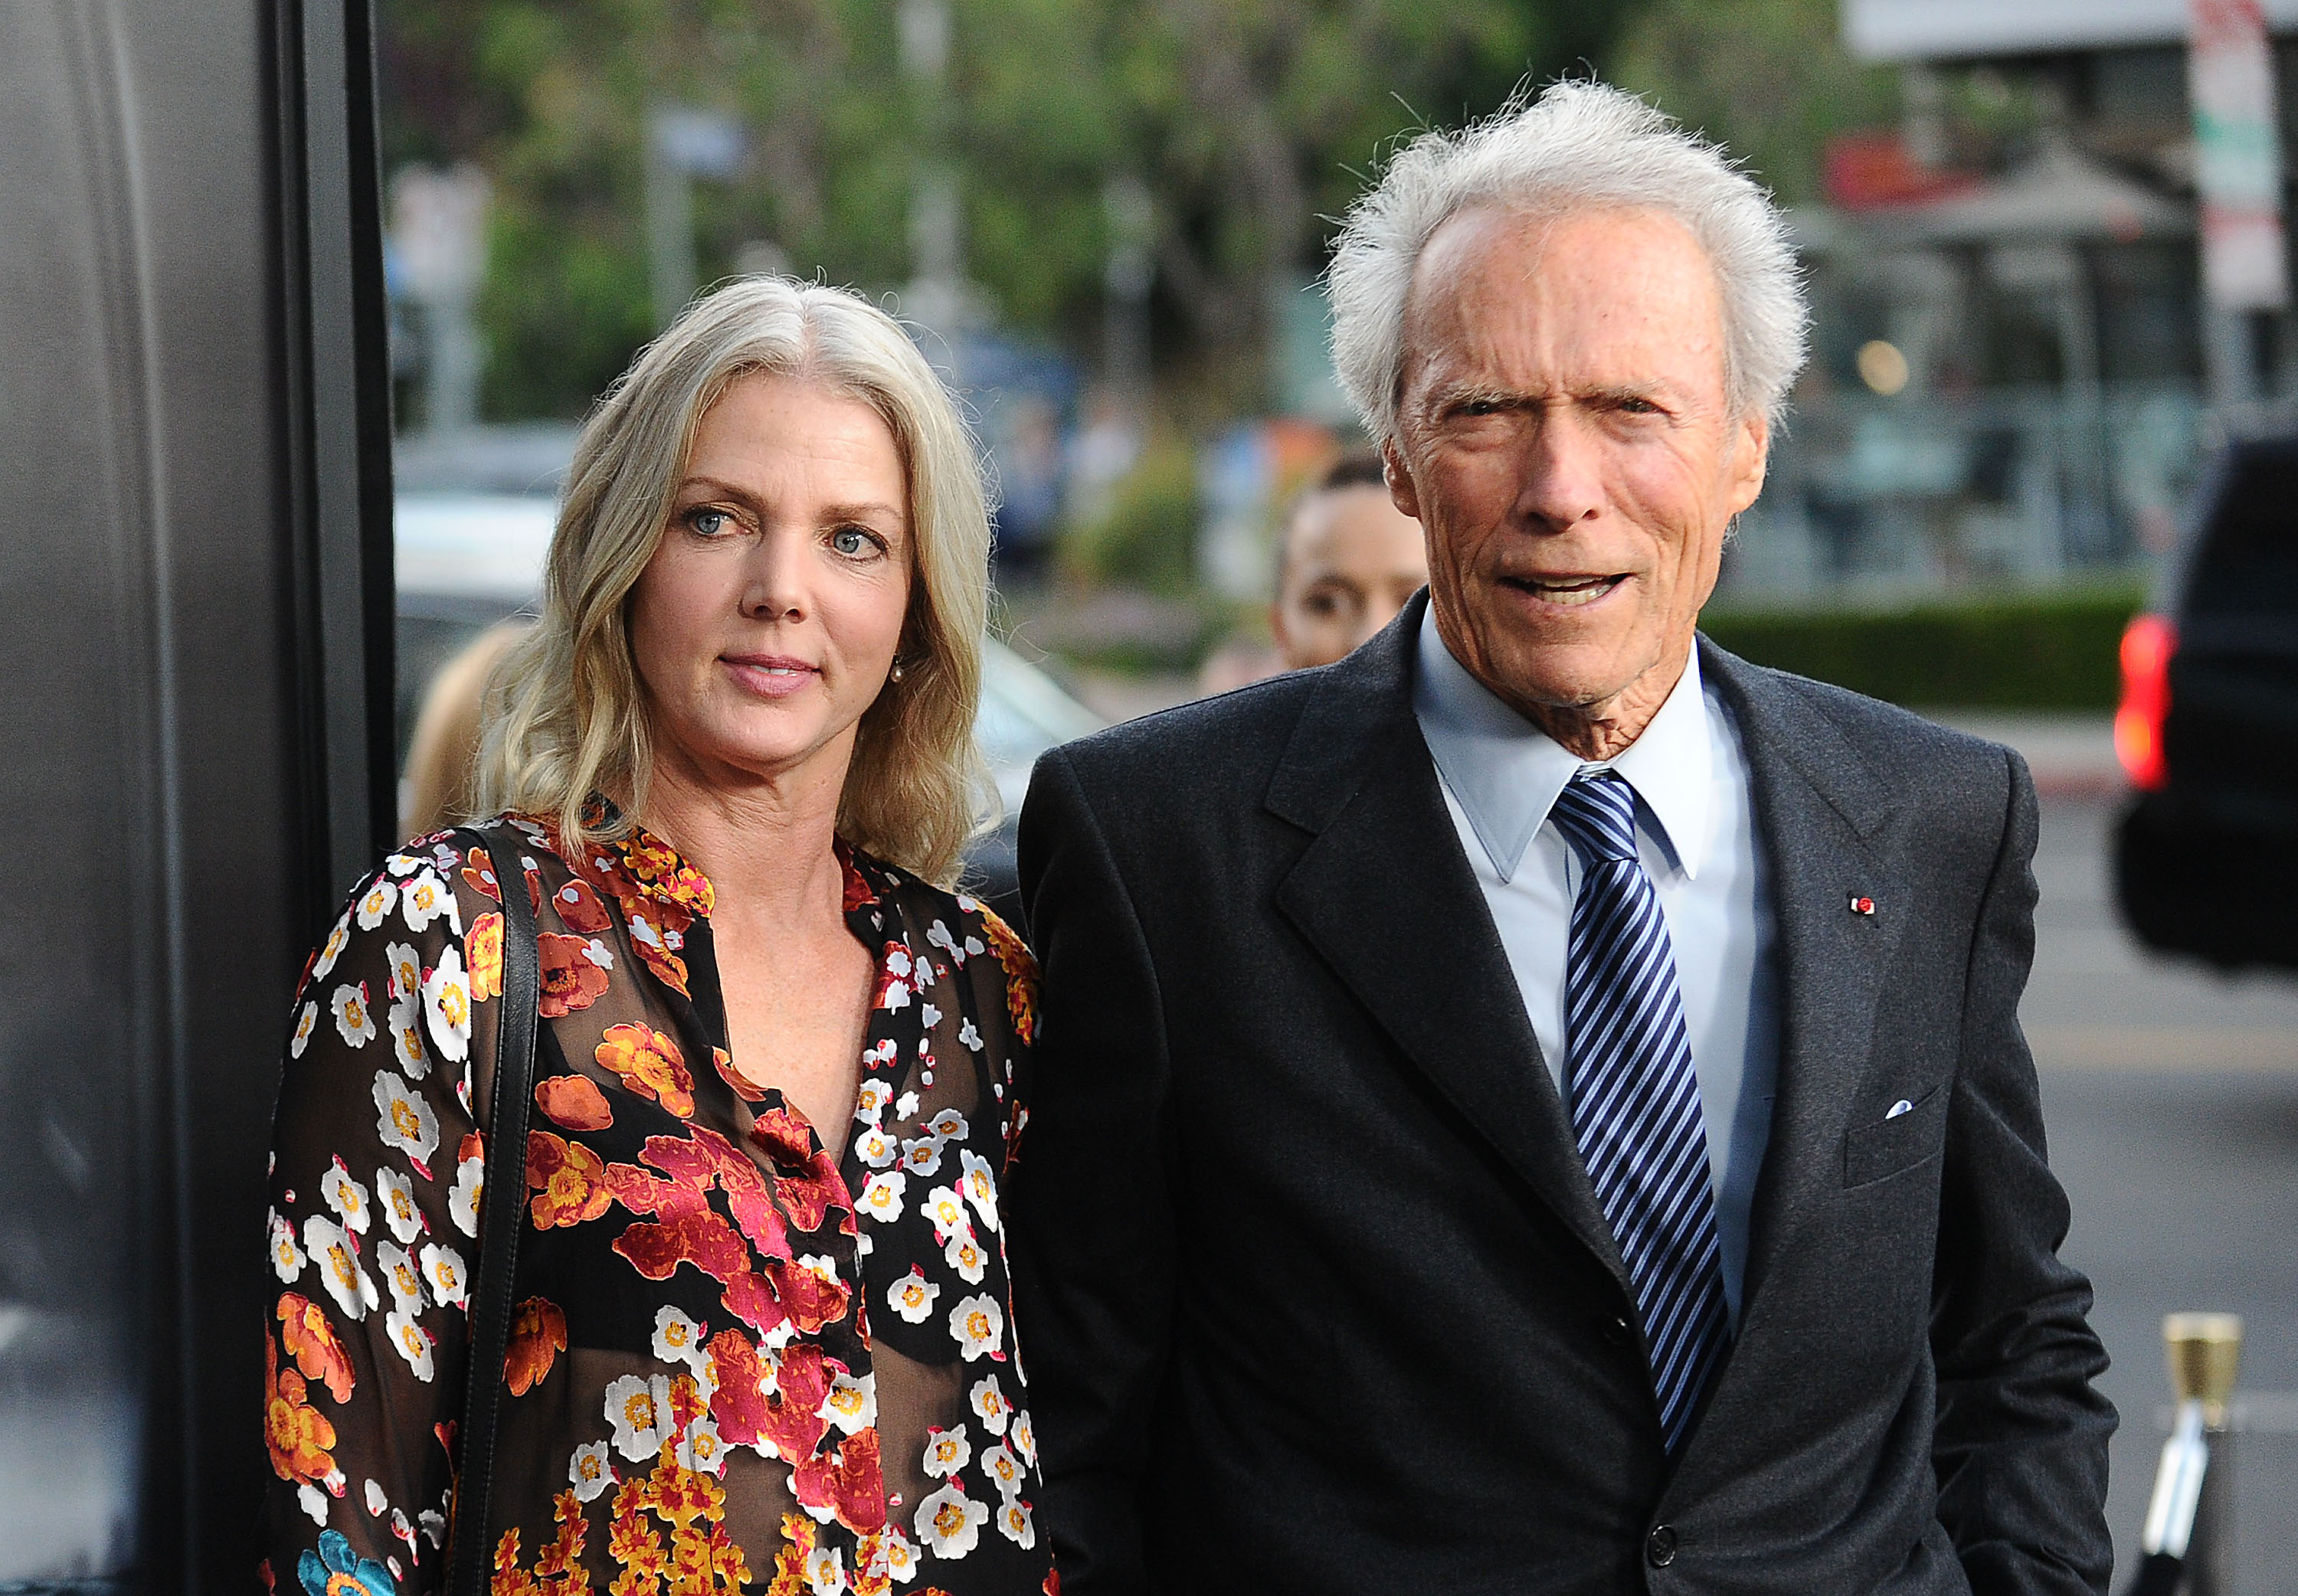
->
xmin=1842 ymin=1082 xmax=1949 ymax=1188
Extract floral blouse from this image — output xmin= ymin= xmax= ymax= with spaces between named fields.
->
xmin=260 ymin=812 xmax=1055 ymax=1596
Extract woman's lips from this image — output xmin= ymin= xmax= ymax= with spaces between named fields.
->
xmin=722 ymin=654 xmax=820 ymax=698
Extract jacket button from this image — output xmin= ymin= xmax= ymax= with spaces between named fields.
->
xmin=1602 ymin=1313 xmax=1634 ymax=1348
xmin=1647 ymin=1525 xmax=1678 ymax=1568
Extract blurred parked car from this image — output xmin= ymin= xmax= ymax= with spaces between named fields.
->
xmin=2114 ymin=438 xmax=2298 ymax=970
xmin=395 ymin=491 xmax=1101 ymax=925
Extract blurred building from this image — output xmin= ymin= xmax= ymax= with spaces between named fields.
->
xmin=1725 ymin=2 xmax=2298 ymax=602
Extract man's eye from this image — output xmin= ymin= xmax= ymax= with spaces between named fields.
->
xmin=1462 ymin=399 xmax=1501 ymax=417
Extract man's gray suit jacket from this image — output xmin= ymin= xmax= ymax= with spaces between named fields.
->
xmin=1010 ymin=591 xmax=2116 ymax=1595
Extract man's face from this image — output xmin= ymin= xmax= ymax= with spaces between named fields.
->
xmin=1385 ymin=205 xmax=1767 ymax=734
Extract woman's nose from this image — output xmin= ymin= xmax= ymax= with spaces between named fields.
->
xmin=739 ymin=529 xmax=810 ymax=621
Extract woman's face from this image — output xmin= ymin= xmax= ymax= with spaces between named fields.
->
xmin=628 ymin=371 xmax=912 ymax=797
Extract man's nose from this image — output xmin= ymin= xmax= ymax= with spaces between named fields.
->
xmin=1511 ymin=412 xmax=1604 ymax=531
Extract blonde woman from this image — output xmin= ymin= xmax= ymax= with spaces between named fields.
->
xmin=262 ymin=279 xmax=1052 ymax=1596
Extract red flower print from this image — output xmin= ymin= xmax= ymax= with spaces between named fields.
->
xmin=745 ymin=1109 xmax=853 ymax=1233
xmin=504 ymin=1296 xmax=568 ymax=1396
xmin=466 ymin=911 xmax=504 ymax=1002
xmin=713 ymin=1047 xmax=764 ymax=1103
xmin=790 ymin=1424 xmax=887 ymax=1535
xmin=461 ymin=845 xmax=502 ymax=901
xmin=606 ymin=1128 xmax=794 ymax=1341
xmin=768 ymin=1255 xmax=852 ymax=1336
xmin=758 ymin=1342 xmax=832 ymax=1467
xmin=264 ymin=1335 xmax=338 ymax=1485
xmin=980 ymin=906 xmax=1039 ymax=1045
xmin=534 ymin=1072 xmax=614 ymax=1132
xmin=702 ymin=1327 xmax=773 ymax=1451
xmin=275 ymin=1291 xmax=355 ymax=1402
xmin=527 ymin=1131 xmax=613 ymax=1228
xmin=538 ymin=932 xmax=611 ymax=1018
xmin=596 ymin=1024 xmax=696 ymax=1117
xmin=546 ymin=877 xmax=612 ymax=934
xmin=837 ymin=844 xmax=877 ymax=911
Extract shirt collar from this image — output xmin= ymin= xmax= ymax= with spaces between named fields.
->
xmin=1412 ymin=607 xmax=1714 ymax=883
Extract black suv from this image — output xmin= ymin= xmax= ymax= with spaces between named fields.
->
xmin=2115 ymin=437 xmax=2298 ymax=970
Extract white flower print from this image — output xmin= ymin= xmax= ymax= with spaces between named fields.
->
xmin=921 ymin=1423 xmax=971 ymax=1479
xmin=604 ymin=1372 xmax=672 ymax=1462
xmin=853 ymin=1124 xmax=898 ymax=1169
xmin=944 ymin=1230 xmax=988 ymax=1285
xmin=583 ymin=937 xmax=615 ymax=970
xmin=949 ymin=1293 xmax=1004 ymax=1362
xmin=568 ymin=1441 xmax=613 ymax=1503
xmin=421 ymin=946 xmax=472 ymax=1064
xmin=926 ymin=919 xmax=962 ymax=963
xmin=795 ymin=1254 xmax=840 ymax=1289
xmin=677 ymin=1413 xmax=727 ymax=1476
xmin=969 ymin=1374 xmax=1011 ymax=1437
xmin=385 ymin=1307 xmax=435 ymax=1381
xmin=447 ymin=1146 xmax=482 ymax=1238
xmin=820 ymin=1369 xmax=876 ymax=1436
xmin=312 ymin=913 xmax=352 ymax=980
xmin=995 ymin=1497 xmax=1036 ymax=1550
xmin=399 ymin=868 xmax=457 ymax=934
xmin=365 ymin=1478 xmax=389 ymax=1516
xmin=377 ymin=1240 xmax=427 ymax=1313
xmin=928 ymin=1109 xmax=968 ymax=1140
xmin=420 ymin=1509 xmax=447 ymax=1549
xmin=958 ymin=1019 xmax=983 ymax=1053
xmin=921 ymin=1186 xmax=970 ymax=1242
xmin=804 ymin=1543 xmax=845 ymax=1596
xmin=652 ymin=1305 xmax=709 ymax=1376
xmin=1009 ymin=1409 xmax=1036 ymax=1468
xmin=900 ymin=1136 xmax=944 ymax=1179
xmin=298 ymin=1483 xmax=329 ymax=1526
xmin=860 ymin=1042 xmax=898 ymax=1078
xmin=958 ymin=1150 xmax=1000 ymax=1233
xmin=857 ymin=1169 xmax=907 ymax=1222
xmin=384 ymin=940 xmax=424 ymax=1001
xmin=290 ymin=1002 xmax=319 ymax=1060
xmin=881 ymin=1528 xmax=920 ymax=1585
xmin=855 ymin=1077 xmax=892 ymax=1122
xmin=377 ymin=1167 xmax=422 ymax=1244
xmin=304 ymin=1213 xmax=378 ymax=1320
xmin=920 ymin=1003 xmax=941 ymax=1029
xmin=419 ymin=1241 xmax=468 ymax=1309
xmin=322 ymin=1160 xmax=372 ymax=1234
xmin=332 ymin=983 xmax=378 ymax=1048
xmin=980 ymin=1441 xmax=1023 ymax=1500
xmin=914 ymin=1481 xmax=987 ymax=1559
xmin=354 ymin=876 xmax=398 ymax=931
xmin=388 ymin=993 xmax=430 ymax=1080
xmin=372 ymin=1070 xmax=440 ymax=1174
xmin=384 ymin=852 xmax=424 ymax=878
xmin=887 ymin=1267 xmax=940 ymax=1324
xmin=269 ymin=1208 xmax=307 ymax=1284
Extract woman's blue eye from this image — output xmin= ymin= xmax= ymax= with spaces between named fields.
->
xmin=689 ymin=508 xmax=729 ymax=536
xmin=832 ymin=527 xmax=873 ymax=556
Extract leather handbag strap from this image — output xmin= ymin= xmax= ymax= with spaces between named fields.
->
xmin=447 ymin=823 xmax=542 ymax=1596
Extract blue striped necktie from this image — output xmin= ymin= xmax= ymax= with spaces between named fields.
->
xmin=1550 ymin=770 xmax=1730 ymax=1453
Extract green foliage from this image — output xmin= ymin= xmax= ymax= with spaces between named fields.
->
xmin=1058 ymin=436 xmax=1200 ymax=594
xmin=1701 ymin=585 xmax=2146 ymax=710
xmin=379 ymin=0 xmax=1654 ymax=421
xmin=1609 ymin=0 xmax=1897 ymax=204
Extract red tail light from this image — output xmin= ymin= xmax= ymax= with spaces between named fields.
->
xmin=2114 ymin=614 xmax=2176 ymax=790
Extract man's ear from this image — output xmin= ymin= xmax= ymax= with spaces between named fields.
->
xmin=1725 ymin=410 xmax=1769 ymax=516
xmin=1382 ymin=437 xmax=1424 ymax=522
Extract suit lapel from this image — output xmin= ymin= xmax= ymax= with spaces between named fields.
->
xmin=1699 ymin=642 xmax=1912 ymax=1332
xmin=1268 ymin=599 xmax=1629 ymax=1287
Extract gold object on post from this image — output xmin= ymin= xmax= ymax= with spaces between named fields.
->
xmin=2164 ymin=1312 xmax=2244 ymax=1428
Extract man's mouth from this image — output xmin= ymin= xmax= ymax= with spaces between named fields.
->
xmin=1507 ymin=574 xmax=1626 ymax=607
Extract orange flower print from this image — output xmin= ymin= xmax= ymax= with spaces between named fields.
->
xmin=595 ymin=1024 xmax=695 ymax=1118
xmin=545 ymin=876 xmax=613 ymax=934
xmin=264 ymin=1335 xmax=338 ymax=1485
xmin=275 ymin=1292 xmax=355 ymax=1402
xmin=460 ymin=844 xmax=502 ymax=901
xmin=466 ymin=911 xmax=503 ymax=1002
xmin=534 ymin=1072 xmax=614 ymax=1132
xmin=504 ymin=1296 xmax=568 ymax=1396
xmin=527 ymin=1130 xmax=612 ymax=1228
xmin=538 ymin=933 xmax=611 ymax=1018
xmin=980 ymin=906 xmax=1038 ymax=1045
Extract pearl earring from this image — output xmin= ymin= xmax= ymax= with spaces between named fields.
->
xmin=889 ymin=656 xmax=906 ymax=683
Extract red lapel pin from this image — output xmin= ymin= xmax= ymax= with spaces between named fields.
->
xmin=1849 ymin=894 xmax=1876 ymax=916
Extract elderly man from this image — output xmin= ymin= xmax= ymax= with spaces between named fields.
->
xmin=1012 ymin=83 xmax=2113 ymax=1595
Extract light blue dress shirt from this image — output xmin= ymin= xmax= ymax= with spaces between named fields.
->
xmin=1412 ymin=610 xmax=1780 ymax=1323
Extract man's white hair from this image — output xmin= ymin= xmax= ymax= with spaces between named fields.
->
xmin=1326 ymin=80 xmax=1809 ymax=447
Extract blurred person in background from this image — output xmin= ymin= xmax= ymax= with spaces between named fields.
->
xmin=263 ymin=278 xmax=1055 ymax=1595
xmin=1013 ymin=83 xmax=2112 ymax=1595
xmin=399 ymin=619 xmax=529 ymax=841
xmin=1268 ymin=450 xmax=1427 ymax=671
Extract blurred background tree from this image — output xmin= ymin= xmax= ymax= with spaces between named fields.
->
xmin=379 ymin=0 xmax=1655 ymax=424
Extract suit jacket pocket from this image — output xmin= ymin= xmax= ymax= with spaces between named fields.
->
xmin=1842 ymin=1082 xmax=1948 ymax=1188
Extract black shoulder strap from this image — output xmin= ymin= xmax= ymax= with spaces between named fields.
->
xmin=447 ymin=823 xmax=542 ymax=1596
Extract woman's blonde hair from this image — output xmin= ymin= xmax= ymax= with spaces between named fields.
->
xmin=472 ymin=276 xmax=993 ymax=885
